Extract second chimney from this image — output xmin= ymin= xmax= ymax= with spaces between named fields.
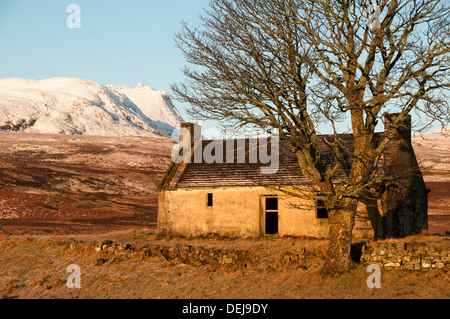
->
xmin=384 ymin=113 xmax=411 ymax=144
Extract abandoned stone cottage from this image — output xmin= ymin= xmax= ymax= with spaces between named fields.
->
xmin=157 ymin=114 xmax=428 ymax=239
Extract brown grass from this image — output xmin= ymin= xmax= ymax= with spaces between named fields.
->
xmin=0 ymin=231 xmax=448 ymax=299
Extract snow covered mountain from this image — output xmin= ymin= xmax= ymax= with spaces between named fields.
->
xmin=0 ymin=77 xmax=184 ymax=137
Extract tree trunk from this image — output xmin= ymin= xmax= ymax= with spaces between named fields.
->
xmin=323 ymin=203 xmax=357 ymax=275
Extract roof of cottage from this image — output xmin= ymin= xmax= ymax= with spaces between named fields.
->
xmin=158 ymin=131 xmax=417 ymax=189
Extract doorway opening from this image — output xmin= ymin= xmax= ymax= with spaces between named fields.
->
xmin=265 ymin=197 xmax=278 ymax=235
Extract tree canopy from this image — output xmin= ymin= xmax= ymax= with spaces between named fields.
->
xmin=172 ymin=0 xmax=450 ymax=273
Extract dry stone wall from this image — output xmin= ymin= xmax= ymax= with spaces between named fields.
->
xmin=94 ymin=240 xmax=255 ymax=269
xmin=90 ymin=239 xmax=449 ymax=271
xmin=360 ymin=241 xmax=450 ymax=270
xmin=93 ymin=240 xmax=308 ymax=269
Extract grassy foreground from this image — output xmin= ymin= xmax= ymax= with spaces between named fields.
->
xmin=0 ymin=230 xmax=448 ymax=299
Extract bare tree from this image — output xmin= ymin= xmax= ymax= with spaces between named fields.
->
xmin=172 ymin=0 xmax=450 ymax=274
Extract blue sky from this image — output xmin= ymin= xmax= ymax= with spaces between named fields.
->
xmin=0 ymin=1 xmax=443 ymax=134
xmin=0 ymin=0 xmax=210 ymax=120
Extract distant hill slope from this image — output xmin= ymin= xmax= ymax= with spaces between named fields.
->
xmin=0 ymin=129 xmax=447 ymax=234
xmin=412 ymin=127 xmax=450 ymax=182
xmin=0 ymin=77 xmax=184 ymax=137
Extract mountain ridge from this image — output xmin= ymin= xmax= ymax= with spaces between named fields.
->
xmin=0 ymin=77 xmax=184 ymax=137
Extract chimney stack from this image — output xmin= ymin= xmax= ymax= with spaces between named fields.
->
xmin=180 ymin=122 xmax=201 ymax=146
xmin=384 ymin=113 xmax=411 ymax=144
xmin=177 ymin=122 xmax=202 ymax=163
